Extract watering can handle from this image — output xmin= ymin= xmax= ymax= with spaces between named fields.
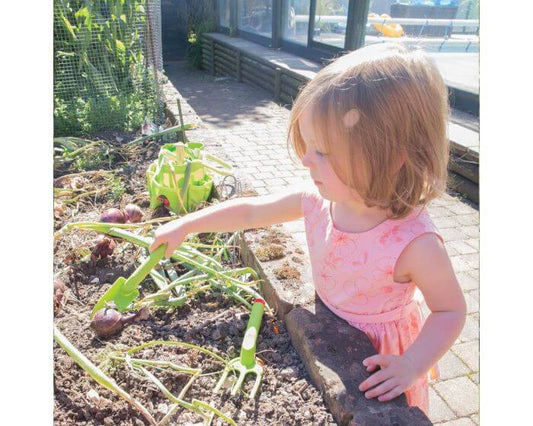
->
xmin=240 ymin=298 xmax=266 ymax=367
xmin=123 ymin=244 xmax=167 ymax=294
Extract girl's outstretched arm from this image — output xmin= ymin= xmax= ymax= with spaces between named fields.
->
xmin=359 ymin=233 xmax=467 ymax=402
xmin=149 ymin=186 xmax=306 ymax=258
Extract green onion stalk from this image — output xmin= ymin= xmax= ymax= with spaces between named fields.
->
xmin=53 ymin=325 xmax=157 ymax=425
xmin=107 ymin=340 xmax=236 ymax=425
xmin=56 ymin=222 xmax=268 ymax=312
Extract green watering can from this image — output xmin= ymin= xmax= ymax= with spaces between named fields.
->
xmin=214 ymin=298 xmax=266 ymax=398
xmin=146 ymin=142 xmax=232 ymax=215
xmin=91 ymin=244 xmax=167 ymax=317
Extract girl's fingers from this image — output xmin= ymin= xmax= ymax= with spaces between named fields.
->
xmin=359 ymin=368 xmax=391 ymax=392
xmin=377 ymin=385 xmax=403 ymax=402
xmin=165 ymin=245 xmax=174 ymax=259
xmin=363 ymin=354 xmax=391 ymax=369
xmin=366 ymin=364 xmax=379 ymax=373
xmin=364 ymin=378 xmax=397 ymax=399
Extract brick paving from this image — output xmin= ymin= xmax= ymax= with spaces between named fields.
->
xmin=165 ymin=60 xmax=480 ymax=425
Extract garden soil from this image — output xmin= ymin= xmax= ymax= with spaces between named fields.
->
xmin=53 ymin=135 xmax=335 ymax=425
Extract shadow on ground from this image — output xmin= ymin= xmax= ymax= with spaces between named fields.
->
xmin=164 ymin=60 xmax=286 ymax=129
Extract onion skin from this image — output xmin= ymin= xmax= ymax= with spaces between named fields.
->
xmin=99 ymin=208 xmax=126 ymax=224
xmin=54 ymin=279 xmax=67 ymax=316
xmin=124 ymin=204 xmax=144 ymax=223
xmin=90 ymin=307 xmax=149 ymax=338
xmin=91 ymin=236 xmax=116 ymax=263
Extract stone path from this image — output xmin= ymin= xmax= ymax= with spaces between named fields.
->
xmin=164 ymin=60 xmax=480 ymax=425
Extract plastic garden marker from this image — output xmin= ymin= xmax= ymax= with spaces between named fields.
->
xmin=91 ymin=244 xmax=167 ymax=317
xmin=214 ymin=298 xmax=266 ymax=398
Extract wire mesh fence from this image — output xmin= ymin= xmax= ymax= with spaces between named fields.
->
xmin=54 ymin=0 xmax=164 ymax=136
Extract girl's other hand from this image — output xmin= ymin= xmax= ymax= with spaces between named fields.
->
xmin=149 ymin=220 xmax=190 ymax=258
xmin=358 ymin=354 xmax=420 ymax=402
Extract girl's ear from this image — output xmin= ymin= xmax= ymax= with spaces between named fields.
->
xmin=342 ymin=108 xmax=360 ymax=128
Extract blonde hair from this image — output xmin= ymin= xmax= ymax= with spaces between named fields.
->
xmin=288 ymin=43 xmax=450 ymax=219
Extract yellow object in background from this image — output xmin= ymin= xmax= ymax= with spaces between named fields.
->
xmin=369 ymin=13 xmax=404 ymax=38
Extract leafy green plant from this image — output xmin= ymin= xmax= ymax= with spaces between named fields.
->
xmin=185 ymin=1 xmax=217 ymax=69
xmin=54 ymin=0 xmax=163 ymax=136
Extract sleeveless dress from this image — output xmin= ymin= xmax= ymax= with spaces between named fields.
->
xmin=301 ymin=189 xmax=442 ymax=415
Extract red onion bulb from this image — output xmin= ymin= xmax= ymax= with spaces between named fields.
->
xmin=124 ymin=204 xmax=144 ymax=223
xmin=99 ymin=208 xmax=126 ymax=223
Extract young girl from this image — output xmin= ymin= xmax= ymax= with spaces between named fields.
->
xmin=150 ymin=43 xmax=466 ymax=415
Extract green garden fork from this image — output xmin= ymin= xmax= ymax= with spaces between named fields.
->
xmin=91 ymin=244 xmax=167 ymax=317
xmin=214 ymin=298 xmax=266 ymax=399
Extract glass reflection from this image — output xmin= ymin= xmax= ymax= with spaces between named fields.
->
xmin=281 ymin=0 xmax=311 ymax=45
xmin=312 ymin=0 xmax=349 ymax=48
xmin=219 ymin=0 xmax=230 ymax=28
xmin=238 ymin=0 xmax=273 ymax=37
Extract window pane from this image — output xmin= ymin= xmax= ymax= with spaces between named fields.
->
xmin=219 ymin=0 xmax=230 ymax=28
xmin=281 ymin=0 xmax=311 ymax=45
xmin=312 ymin=0 xmax=349 ymax=48
xmin=364 ymin=0 xmax=479 ymax=53
xmin=218 ymin=0 xmax=230 ymax=28
xmin=238 ymin=0 xmax=273 ymax=38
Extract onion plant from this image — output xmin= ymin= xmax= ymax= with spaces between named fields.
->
xmin=105 ymin=340 xmax=236 ymax=425
xmin=55 ymin=327 xmax=236 ymax=425
xmin=53 ymin=325 xmax=157 ymax=425
xmin=56 ymin=221 xmax=267 ymax=313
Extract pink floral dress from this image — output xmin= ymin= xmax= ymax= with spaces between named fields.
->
xmin=301 ymin=189 xmax=442 ymax=415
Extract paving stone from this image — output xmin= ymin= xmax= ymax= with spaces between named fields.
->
xmin=455 ymin=214 xmax=479 ymax=226
xmin=452 ymin=341 xmax=479 ymax=372
xmin=464 ymin=291 xmax=479 ymax=314
xmin=447 ymin=202 xmax=477 ymax=215
xmin=436 ymin=350 xmax=471 ymax=381
xmin=456 ymin=271 xmax=479 ymax=291
xmin=456 ymin=314 xmax=479 ymax=343
xmin=255 ymin=171 xmax=275 ymax=179
xmin=268 ymin=177 xmax=288 ymax=186
xmin=461 ymin=225 xmax=479 ymax=238
xmin=450 ymin=256 xmax=473 ymax=273
xmin=446 ymin=240 xmax=478 ymax=255
xmin=440 ymin=227 xmax=468 ymax=242
xmin=428 ymin=206 xmax=455 ymax=218
xmin=429 ymin=386 xmax=456 ymax=423
xmin=462 ymin=253 xmax=479 ymax=270
xmin=430 ymin=195 xmax=457 ymax=207
xmin=433 ymin=377 xmax=479 ymax=417
xmin=255 ymin=187 xmax=270 ymax=195
xmin=464 ymin=238 xmax=479 ymax=250
xmin=433 ymin=216 xmax=462 ymax=229
xmin=435 ymin=417 xmax=477 ymax=426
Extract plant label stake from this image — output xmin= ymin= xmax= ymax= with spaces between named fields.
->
xmin=214 ymin=298 xmax=265 ymax=398
xmin=91 ymin=244 xmax=167 ymax=317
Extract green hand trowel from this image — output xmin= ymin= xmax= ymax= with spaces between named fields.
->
xmin=90 ymin=244 xmax=167 ymax=317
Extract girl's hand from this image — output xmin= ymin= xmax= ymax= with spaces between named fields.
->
xmin=358 ymin=354 xmax=420 ymax=402
xmin=149 ymin=220 xmax=190 ymax=258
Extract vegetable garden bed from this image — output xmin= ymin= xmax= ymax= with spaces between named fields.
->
xmin=53 ymin=130 xmax=335 ymax=425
